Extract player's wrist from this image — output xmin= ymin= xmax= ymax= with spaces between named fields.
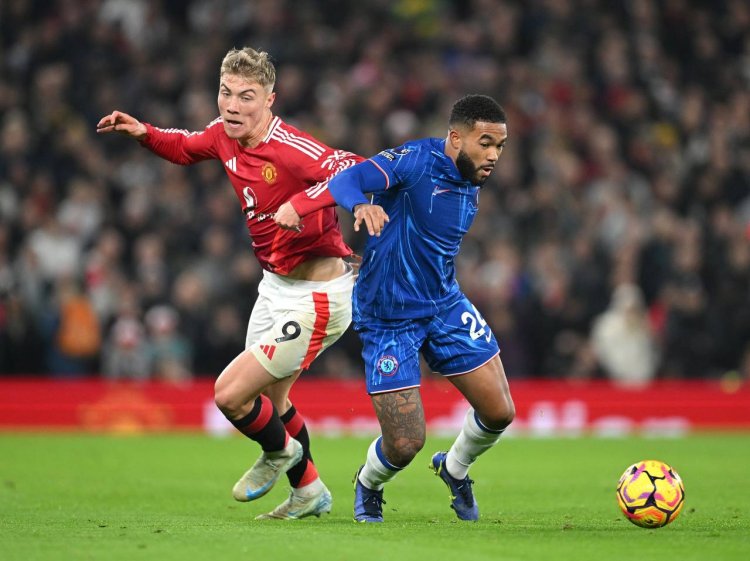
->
xmin=332 ymin=191 xmax=369 ymax=214
xmin=287 ymin=199 xmax=303 ymax=217
xmin=135 ymin=122 xmax=147 ymax=139
xmin=136 ymin=122 xmax=152 ymax=141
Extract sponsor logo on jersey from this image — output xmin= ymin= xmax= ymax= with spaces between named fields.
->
xmin=379 ymin=147 xmax=411 ymax=161
xmin=242 ymin=186 xmax=257 ymax=213
xmin=225 ymin=157 xmax=237 ymax=173
xmin=261 ymin=163 xmax=277 ymax=184
xmin=376 ymin=355 xmax=399 ymax=377
xmin=260 ymin=344 xmax=276 ymax=360
xmin=242 ymin=186 xmax=274 ymax=222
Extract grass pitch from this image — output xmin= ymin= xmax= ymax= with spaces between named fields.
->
xmin=1 ymin=433 xmax=748 ymax=561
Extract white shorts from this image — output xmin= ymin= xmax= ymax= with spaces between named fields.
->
xmin=246 ymin=265 xmax=354 ymax=379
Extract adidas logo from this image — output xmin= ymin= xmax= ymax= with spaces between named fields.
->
xmin=259 ymin=344 xmax=276 ymax=360
xmin=225 ymin=157 xmax=237 ymax=173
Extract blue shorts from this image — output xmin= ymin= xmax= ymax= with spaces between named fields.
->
xmin=354 ymin=294 xmax=500 ymax=394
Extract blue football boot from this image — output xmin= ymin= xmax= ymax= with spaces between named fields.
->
xmin=353 ymin=467 xmax=385 ymax=523
xmin=431 ymin=451 xmax=479 ymax=521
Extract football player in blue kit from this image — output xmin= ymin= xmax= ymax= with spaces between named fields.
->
xmin=274 ymin=94 xmax=515 ymax=522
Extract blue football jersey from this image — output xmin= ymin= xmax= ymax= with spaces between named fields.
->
xmin=353 ymin=137 xmax=481 ymax=321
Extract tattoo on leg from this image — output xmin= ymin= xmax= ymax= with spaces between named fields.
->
xmin=372 ymin=389 xmax=426 ymax=465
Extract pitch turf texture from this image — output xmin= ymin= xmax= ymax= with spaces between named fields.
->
xmin=1 ymin=434 xmax=748 ymax=561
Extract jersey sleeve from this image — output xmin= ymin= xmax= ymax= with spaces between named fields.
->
xmin=139 ymin=119 xmax=221 ymax=164
xmin=326 ymin=144 xmax=418 ymax=211
xmin=290 ymin=142 xmax=422 ymax=215
xmin=327 ymin=160 xmax=389 ymax=212
xmin=285 ymin=148 xmax=364 ymax=216
xmin=366 ymin=144 xmax=418 ymax=190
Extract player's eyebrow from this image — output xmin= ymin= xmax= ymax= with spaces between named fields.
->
xmin=219 ymin=82 xmax=258 ymax=95
xmin=479 ymin=133 xmax=507 ymax=145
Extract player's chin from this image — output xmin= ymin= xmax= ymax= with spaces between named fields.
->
xmin=475 ymin=168 xmax=493 ymax=185
xmin=222 ymin=122 xmax=246 ymax=138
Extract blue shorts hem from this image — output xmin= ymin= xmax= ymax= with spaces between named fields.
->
xmin=367 ymin=382 xmax=421 ymax=395
xmin=438 ymin=350 xmax=500 ymax=376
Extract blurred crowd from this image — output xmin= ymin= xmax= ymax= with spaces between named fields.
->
xmin=1 ymin=0 xmax=749 ymax=384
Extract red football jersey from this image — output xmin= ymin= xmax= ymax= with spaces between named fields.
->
xmin=140 ymin=116 xmax=362 ymax=275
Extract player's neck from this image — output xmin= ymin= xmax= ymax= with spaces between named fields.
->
xmin=239 ymin=109 xmax=274 ymax=148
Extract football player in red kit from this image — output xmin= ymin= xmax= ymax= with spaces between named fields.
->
xmin=97 ymin=47 xmax=362 ymax=520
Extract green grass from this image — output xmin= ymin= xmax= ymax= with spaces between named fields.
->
xmin=1 ymin=433 xmax=748 ymax=561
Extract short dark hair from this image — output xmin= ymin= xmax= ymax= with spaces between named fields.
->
xmin=449 ymin=95 xmax=506 ymax=129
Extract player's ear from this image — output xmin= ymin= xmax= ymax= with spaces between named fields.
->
xmin=265 ymin=91 xmax=276 ymax=108
xmin=448 ymin=128 xmax=462 ymax=150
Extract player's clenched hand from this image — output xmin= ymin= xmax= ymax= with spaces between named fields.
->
xmin=274 ymin=202 xmax=304 ymax=233
xmin=96 ymin=111 xmax=147 ymax=139
xmin=353 ymin=204 xmax=389 ymax=237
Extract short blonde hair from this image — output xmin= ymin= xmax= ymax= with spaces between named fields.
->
xmin=220 ymin=47 xmax=276 ymax=92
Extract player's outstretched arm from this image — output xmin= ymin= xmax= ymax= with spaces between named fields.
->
xmin=353 ymin=203 xmax=389 ymax=237
xmin=96 ymin=111 xmax=147 ymax=140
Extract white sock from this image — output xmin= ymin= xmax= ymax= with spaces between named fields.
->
xmin=445 ymin=408 xmax=505 ymax=480
xmin=357 ymin=436 xmax=402 ymax=491
xmin=293 ymin=477 xmax=324 ymax=498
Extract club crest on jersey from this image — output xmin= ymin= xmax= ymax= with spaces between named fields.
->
xmin=261 ymin=163 xmax=277 ymax=184
xmin=376 ymin=355 xmax=399 ymax=377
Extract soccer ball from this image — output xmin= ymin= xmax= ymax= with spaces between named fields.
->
xmin=616 ymin=460 xmax=685 ymax=528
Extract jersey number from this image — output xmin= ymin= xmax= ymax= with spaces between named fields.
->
xmin=461 ymin=305 xmax=492 ymax=343
xmin=275 ymin=321 xmax=302 ymax=343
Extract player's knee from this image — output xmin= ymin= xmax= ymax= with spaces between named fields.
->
xmin=480 ymin=396 xmax=515 ymax=431
xmin=384 ymin=436 xmax=425 ymax=468
xmin=214 ymin=385 xmax=242 ymax=418
xmin=498 ymin=401 xmax=516 ymax=428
